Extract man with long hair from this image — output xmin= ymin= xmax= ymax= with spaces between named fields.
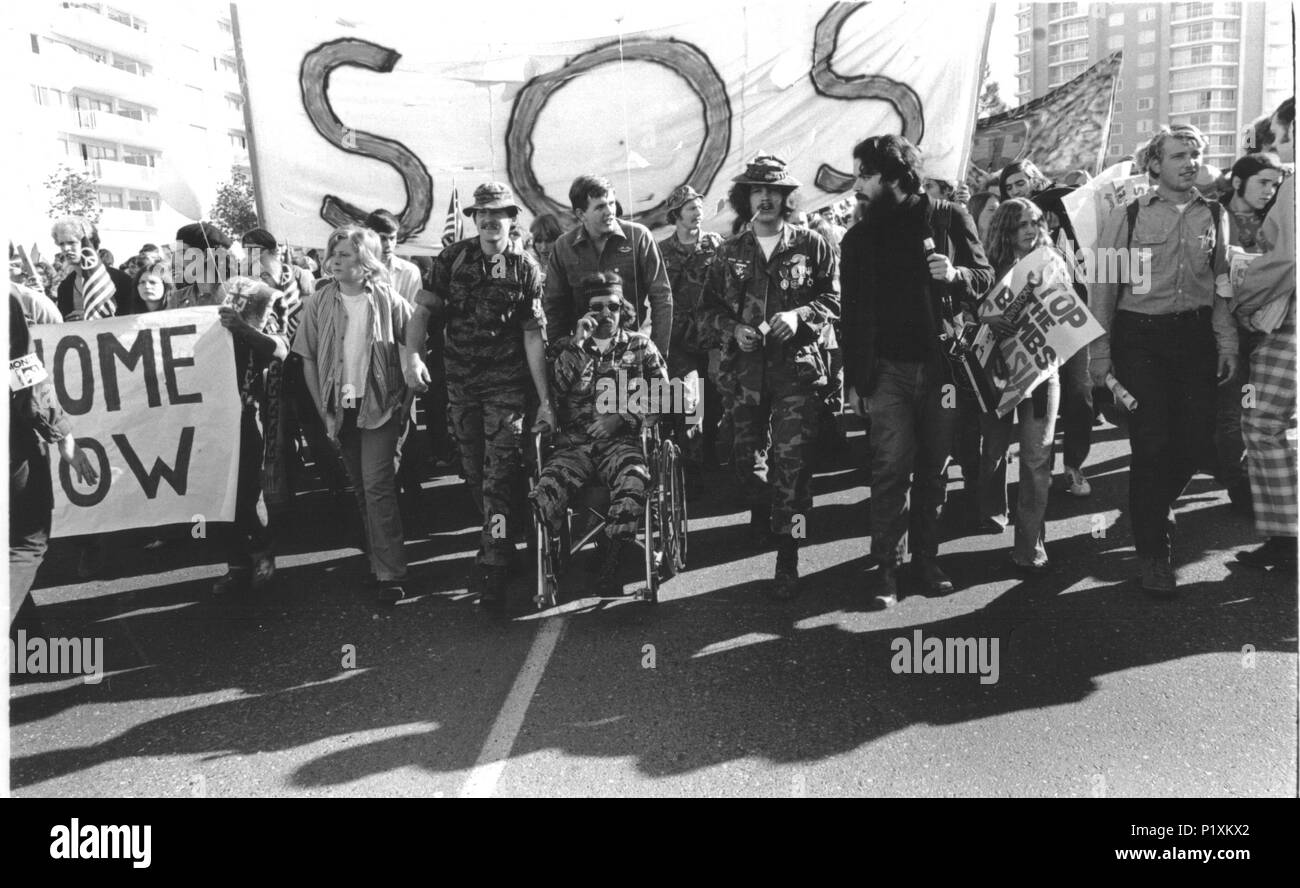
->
xmin=841 ymin=135 xmax=993 ymax=607
xmin=698 ymin=154 xmax=839 ymax=599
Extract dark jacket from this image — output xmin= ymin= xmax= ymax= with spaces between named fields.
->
xmin=840 ymin=195 xmax=992 ymax=394
xmin=56 ymin=265 xmax=143 ymax=319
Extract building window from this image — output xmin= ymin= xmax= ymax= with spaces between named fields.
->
xmin=226 ymin=94 xmax=244 ymax=113
xmin=1138 ymin=7 xmax=1158 ymax=23
xmin=229 ymin=131 xmax=247 ymax=150
xmin=218 ymin=18 xmax=233 ymax=34
xmin=1137 ymin=97 xmax=1155 ymax=110
xmin=116 ymin=100 xmax=153 ymax=122
xmin=1108 ymin=12 xmax=1125 ymax=26
xmin=1049 ymin=21 xmax=1088 ymax=42
xmin=1114 ymin=100 xmax=1123 ymax=113
xmin=1139 ymin=52 xmax=1155 ymax=67
xmin=122 ymin=146 xmax=157 ymax=167
xmin=1136 ymin=119 xmax=1155 ymax=134
xmin=111 ymin=55 xmax=149 ymax=76
xmin=98 ymin=188 xmax=125 ymax=209
xmin=1108 ymin=142 xmax=1123 ymax=156
xmin=127 ymin=192 xmax=156 ymax=212
xmin=1137 ymin=74 xmax=1156 ymax=89
xmin=1112 ymin=122 xmax=1125 ymax=135
xmin=31 ymin=85 xmax=66 ymax=107
xmin=218 ymin=56 xmax=238 ymax=75
xmin=1138 ymin=29 xmax=1156 ymax=44
xmin=1107 ymin=35 xmax=1124 ymax=50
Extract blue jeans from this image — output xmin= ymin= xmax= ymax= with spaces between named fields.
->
xmin=866 ymin=358 xmax=956 ymax=566
xmin=979 ymin=372 xmax=1060 ymax=566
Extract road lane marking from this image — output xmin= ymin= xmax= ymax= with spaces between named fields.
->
xmin=459 ymin=616 xmax=566 ymax=798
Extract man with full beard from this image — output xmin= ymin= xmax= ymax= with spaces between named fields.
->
xmin=841 ymin=135 xmax=993 ymax=608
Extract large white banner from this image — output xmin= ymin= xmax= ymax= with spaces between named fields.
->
xmin=234 ymin=0 xmax=993 ymax=251
xmin=30 ymin=308 xmax=241 ymax=538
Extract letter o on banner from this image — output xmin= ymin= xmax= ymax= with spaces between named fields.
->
xmin=506 ymin=39 xmax=730 ymax=230
xmin=59 ymin=437 xmax=111 ymax=507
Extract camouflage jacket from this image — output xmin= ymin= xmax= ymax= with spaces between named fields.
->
xmin=435 ymin=237 xmax=544 ymax=394
xmin=658 ymin=229 xmax=725 ymax=362
xmin=551 ymin=328 xmax=670 ymax=444
xmin=697 ymin=224 xmax=839 ymax=402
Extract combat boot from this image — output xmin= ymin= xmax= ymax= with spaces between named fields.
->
xmin=479 ymin=565 xmax=509 ymax=611
xmin=771 ymin=536 xmax=800 ymax=600
xmin=870 ymin=565 xmax=901 ymax=609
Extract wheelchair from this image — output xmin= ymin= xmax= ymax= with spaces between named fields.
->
xmin=530 ymin=418 xmax=688 ymax=609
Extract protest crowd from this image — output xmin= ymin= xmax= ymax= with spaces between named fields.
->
xmin=9 ymin=94 xmax=1297 ymax=621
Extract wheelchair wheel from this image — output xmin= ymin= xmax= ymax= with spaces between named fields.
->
xmin=670 ymin=445 xmax=688 ymax=573
xmin=532 ymin=501 xmax=561 ymax=610
xmin=643 ymin=488 xmax=660 ymax=605
xmin=656 ymin=441 xmax=683 ymax=579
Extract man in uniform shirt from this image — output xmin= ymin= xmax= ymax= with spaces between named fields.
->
xmin=1090 ymin=124 xmax=1238 ymax=596
xmin=657 ymin=184 xmax=725 ymax=479
xmin=403 ymin=182 xmax=554 ymax=608
xmin=544 ymin=174 xmax=673 ymax=358
xmin=698 ymin=154 xmax=840 ymax=599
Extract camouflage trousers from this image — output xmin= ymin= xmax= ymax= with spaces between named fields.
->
xmin=731 ymin=375 xmax=820 ymax=535
xmin=448 ymin=386 xmax=526 ymax=566
xmin=530 ymin=435 xmax=650 ymax=542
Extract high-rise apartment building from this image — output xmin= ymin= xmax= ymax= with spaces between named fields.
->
xmin=1015 ymin=1 xmax=1294 ymax=170
xmin=11 ymin=0 xmax=251 ymax=257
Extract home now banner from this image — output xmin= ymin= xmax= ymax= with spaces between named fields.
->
xmin=232 ymin=0 xmax=994 ymax=250
xmin=30 ymin=308 xmax=241 ymax=538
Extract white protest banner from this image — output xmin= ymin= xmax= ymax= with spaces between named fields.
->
xmin=1060 ymin=160 xmax=1151 ymax=254
xmin=234 ymin=0 xmax=994 ymax=250
xmin=976 ymin=246 xmax=1105 ymax=418
xmin=30 ymin=308 xmax=241 ymax=538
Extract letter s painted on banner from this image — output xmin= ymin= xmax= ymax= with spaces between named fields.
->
xmin=810 ymin=2 xmax=925 ymax=193
xmin=300 ymin=39 xmax=434 ymax=238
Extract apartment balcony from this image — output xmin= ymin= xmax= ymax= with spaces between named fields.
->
xmin=84 ymin=158 xmax=158 ymax=191
xmin=48 ymin=107 xmax=167 ymax=151
xmin=51 ymin=50 xmax=165 ymax=106
xmin=50 ymin=6 xmax=157 ymax=65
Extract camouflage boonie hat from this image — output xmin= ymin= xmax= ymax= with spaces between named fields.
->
xmin=732 ymin=153 xmax=801 ymax=189
xmin=665 ymin=184 xmax=705 ymax=212
xmin=464 ymin=181 xmax=520 ymax=216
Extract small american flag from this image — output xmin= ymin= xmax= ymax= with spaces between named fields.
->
xmin=441 ymin=182 xmax=463 ymax=247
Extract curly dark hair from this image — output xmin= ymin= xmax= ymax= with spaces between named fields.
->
xmin=727 ymin=183 xmax=795 ymax=225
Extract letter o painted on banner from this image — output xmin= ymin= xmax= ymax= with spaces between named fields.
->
xmin=506 ymin=38 xmax=730 ymax=229
xmin=59 ymin=437 xmax=111 ymax=507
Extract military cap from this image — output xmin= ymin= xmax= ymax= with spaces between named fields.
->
xmin=579 ymin=271 xmax=623 ymax=301
xmin=665 ymin=184 xmax=705 ymax=212
xmin=240 ymin=227 xmax=278 ymax=252
xmin=732 ymin=153 xmax=801 ymax=189
xmin=464 ymin=181 xmax=521 ymax=216
xmin=175 ymin=222 xmax=232 ymax=251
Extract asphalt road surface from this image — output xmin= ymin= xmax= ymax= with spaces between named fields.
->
xmin=9 ymin=417 xmax=1297 ymax=797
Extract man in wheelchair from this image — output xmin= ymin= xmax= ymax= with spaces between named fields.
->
xmin=530 ymin=272 xmax=671 ymax=596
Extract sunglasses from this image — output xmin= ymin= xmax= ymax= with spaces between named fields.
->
xmin=589 ymin=301 xmax=621 ymax=314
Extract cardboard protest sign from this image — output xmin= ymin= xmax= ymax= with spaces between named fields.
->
xmin=975 ymin=247 xmax=1105 ymax=417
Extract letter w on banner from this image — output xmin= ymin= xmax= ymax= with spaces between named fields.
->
xmin=233 ymin=0 xmax=994 ymax=251
xmin=31 ymin=308 xmax=241 ymax=538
